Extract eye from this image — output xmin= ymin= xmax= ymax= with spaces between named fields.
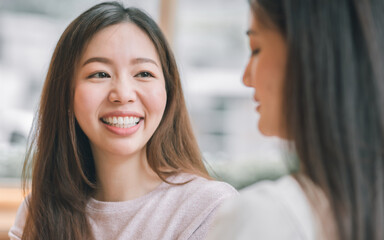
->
xmin=251 ymin=49 xmax=260 ymax=56
xmin=88 ymin=72 xmax=111 ymax=79
xmin=135 ymin=71 xmax=154 ymax=78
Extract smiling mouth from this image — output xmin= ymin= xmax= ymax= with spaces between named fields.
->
xmin=101 ymin=116 xmax=141 ymax=128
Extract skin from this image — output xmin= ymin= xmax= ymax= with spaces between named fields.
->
xmin=243 ymin=13 xmax=288 ymax=138
xmin=73 ymin=23 xmax=167 ymax=201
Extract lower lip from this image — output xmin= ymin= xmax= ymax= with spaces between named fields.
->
xmin=102 ymin=120 xmax=142 ymax=136
xmin=256 ymin=105 xmax=261 ymax=112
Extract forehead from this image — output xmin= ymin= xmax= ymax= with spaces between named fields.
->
xmin=247 ymin=11 xmax=284 ymax=41
xmin=80 ymin=22 xmax=160 ymax=62
xmin=250 ymin=13 xmax=260 ymax=30
xmin=249 ymin=12 xmax=269 ymax=34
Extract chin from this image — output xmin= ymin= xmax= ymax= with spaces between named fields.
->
xmin=259 ymin=124 xmax=287 ymax=139
xmin=258 ymin=122 xmax=277 ymax=137
xmin=259 ymin=129 xmax=275 ymax=137
xmin=110 ymin=146 xmax=144 ymax=157
xmin=91 ymin=141 xmax=146 ymax=159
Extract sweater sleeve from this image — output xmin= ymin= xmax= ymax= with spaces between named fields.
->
xmin=187 ymin=208 xmax=216 ymax=240
xmin=8 ymin=197 xmax=28 ymax=240
xmin=177 ymin=178 xmax=239 ymax=240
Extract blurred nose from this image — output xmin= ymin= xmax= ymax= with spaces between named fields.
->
xmin=242 ymin=61 xmax=252 ymax=87
xmin=108 ymin=75 xmax=137 ymax=104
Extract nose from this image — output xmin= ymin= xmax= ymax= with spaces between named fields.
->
xmin=242 ymin=61 xmax=252 ymax=87
xmin=108 ymin=76 xmax=137 ymax=104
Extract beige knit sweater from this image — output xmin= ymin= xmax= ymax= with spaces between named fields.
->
xmin=9 ymin=173 xmax=238 ymax=240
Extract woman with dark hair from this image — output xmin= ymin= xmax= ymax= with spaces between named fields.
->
xmin=8 ymin=2 xmax=237 ymax=239
xmin=208 ymin=0 xmax=384 ymax=239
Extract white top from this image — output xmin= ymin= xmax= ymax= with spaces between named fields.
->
xmin=207 ymin=176 xmax=317 ymax=240
xmin=9 ymin=173 xmax=238 ymax=240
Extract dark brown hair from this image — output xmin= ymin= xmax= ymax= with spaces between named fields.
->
xmin=249 ymin=0 xmax=384 ymax=239
xmin=22 ymin=2 xmax=209 ymax=239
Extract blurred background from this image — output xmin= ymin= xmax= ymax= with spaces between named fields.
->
xmin=0 ymin=0 xmax=293 ymax=237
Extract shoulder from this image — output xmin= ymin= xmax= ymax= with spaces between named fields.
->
xmin=241 ymin=176 xmax=314 ymax=227
xmin=241 ymin=174 xmax=307 ymax=204
xmin=8 ymin=195 xmax=30 ymax=240
xmin=165 ymin=173 xmax=238 ymax=239
xmin=208 ymin=176 xmax=316 ymax=240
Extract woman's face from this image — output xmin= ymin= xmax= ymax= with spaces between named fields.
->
xmin=73 ymin=23 xmax=167 ymax=159
xmin=243 ymin=13 xmax=287 ymax=138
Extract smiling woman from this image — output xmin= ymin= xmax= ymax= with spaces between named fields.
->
xmin=8 ymin=2 xmax=237 ymax=240
xmin=73 ymin=22 xmax=169 ymax=201
xmin=74 ymin=23 xmax=167 ymax=163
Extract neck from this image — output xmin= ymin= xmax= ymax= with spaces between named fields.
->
xmin=92 ymin=148 xmax=162 ymax=202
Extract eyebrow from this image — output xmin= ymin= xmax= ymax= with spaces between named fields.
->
xmin=82 ymin=57 xmax=111 ymax=66
xmin=82 ymin=57 xmax=159 ymax=67
xmin=131 ymin=57 xmax=159 ymax=67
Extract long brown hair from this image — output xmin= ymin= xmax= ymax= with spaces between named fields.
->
xmin=249 ymin=0 xmax=384 ymax=239
xmin=22 ymin=2 xmax=209 ymax=239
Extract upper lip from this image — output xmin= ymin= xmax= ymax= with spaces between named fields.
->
xmin=100 ymin=111 xmax=144 ymax=119
xmin=253 ymin=95 xmax=260 ymax=102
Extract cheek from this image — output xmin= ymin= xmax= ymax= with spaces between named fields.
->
xmin=255 ymin=57 xmax=283 ymax=95
xmin=74 ymin=84 xmax=103 ymax=121
xmin=74 ymin=86 xmax=90 ymax=114
xmin=143 ymin=83 xmax=167 ymax=116
xmin=153 ymin=87 xmax=167 ymax=114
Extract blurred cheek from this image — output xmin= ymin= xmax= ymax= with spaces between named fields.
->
xmin=256 ymin=57 xmax=279 ymax=96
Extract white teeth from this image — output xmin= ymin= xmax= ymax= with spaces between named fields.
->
xmin=102 ymin=116 xmax=141 ymax=128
